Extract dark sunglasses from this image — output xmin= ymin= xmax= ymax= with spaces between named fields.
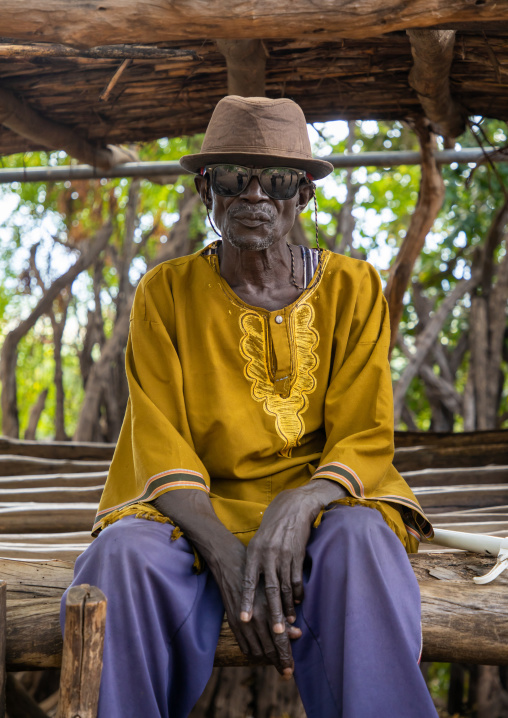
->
xmin=203 ymin=164 xmax=310 ymax=200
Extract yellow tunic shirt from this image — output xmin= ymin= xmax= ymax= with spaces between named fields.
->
xmin=94 ymin=244 xmax=432 ymax=552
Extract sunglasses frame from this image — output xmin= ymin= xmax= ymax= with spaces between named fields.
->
xmin=203 ymin=164 xmax=310 ymax=200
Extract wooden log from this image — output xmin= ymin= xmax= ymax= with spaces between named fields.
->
xmin=0 ymin=43 xmax=199 ymax=60
xmin=0 ymin=437 xmax=114 ymax=461
xmin=403 ymin=465 xmax=508 ymax=488
xmin=0 ymin=532 xmax=92 ymax=545
xmin=57 ymin=584 xmax=106 ymax=718
xmin=414 ymin=484 xmax=508 ymax=511
xmin=393 ymin=443 xmax=508 ymax=472
xmin=3 ymin=554 xmax=508 ymax=669
xmin=0 ymin=486 xmax=103 ymax=503
xmin=406 ymin=28 xmax=466 ymax=138
xmin=0 ymin=456 xmax=111 ymax=476
xmin=0 ymin=505 xmax=96 ymax=534
xmin=0 ymin=86 xmax=136 ymax=171
xmin=0 ymin=472 xmax=107 ymax=490
xmin=0 ymin=1 xmax=506 ymax=46
xmin=394 ymin=429 xmax=508 ymax=449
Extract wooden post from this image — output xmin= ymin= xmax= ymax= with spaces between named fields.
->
xmin=0 ymin=581 xmax=5 ymax=718
xmin=216 ymin=40 xmax=266 ymax=97
xmin=57 ymin=584 xmax=107 ymax=718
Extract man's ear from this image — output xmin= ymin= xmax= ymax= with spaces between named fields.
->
xmin=195 ymin=175 xmax=212 ymax=209
xmin=295 ymin=181 xmax=314 ymax=215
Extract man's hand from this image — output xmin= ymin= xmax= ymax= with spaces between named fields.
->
xmin=208 ymin=538 xmax=301 ymax=678
xmin=152 ymin=488 xmax=301 ymax=677
xmin=240 ymin=480 xmax=347 ymax=634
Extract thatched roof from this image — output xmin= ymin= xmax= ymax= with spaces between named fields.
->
xmin=0 ymin=1 xmax=507 ymax=162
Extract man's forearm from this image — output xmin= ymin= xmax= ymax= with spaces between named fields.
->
xmin=151 ymin=489 xmax=243 ymax=571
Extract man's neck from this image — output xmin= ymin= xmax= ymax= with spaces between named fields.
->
xmin=218 ymin=239 xmax=304 ymax=311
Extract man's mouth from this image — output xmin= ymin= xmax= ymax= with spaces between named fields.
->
xmin=230 ymin=209 xmax=273 ymax=228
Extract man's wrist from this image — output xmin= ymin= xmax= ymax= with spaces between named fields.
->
xmin=301 ymin=478 xmax=348 ymax=504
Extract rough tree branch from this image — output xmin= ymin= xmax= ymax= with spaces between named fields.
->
xmin=0 ymin=87 xmax=136 ymax=170
xmin=384 ymin=118 xmax=445 ymax=355
xmin=393 ymin=271 xmax=480 ymax=423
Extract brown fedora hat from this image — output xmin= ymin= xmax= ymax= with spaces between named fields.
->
xmin=180 ymin=96 xmax=333 ymax=180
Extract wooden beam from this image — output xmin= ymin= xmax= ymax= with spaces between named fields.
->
xmin=216 ymin=40 xmax=266 ymax=96
xmin=0 ymin=42 xmax=199 ymax=60
xmin=57 ymin=584 xmax=106 ymax=718
xmin=407 ymin=28 xmax=467 ymax=138
xmin=4 ymin=555 xmax=508 ymax=669
xmin=0 ymin=87 xmax=136 ymax=170
xmin=0 ymin=1 xmax=506 ymax=45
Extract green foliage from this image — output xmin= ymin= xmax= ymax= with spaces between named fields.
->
xmin=1 ymin=119 xmax=507 ymax=437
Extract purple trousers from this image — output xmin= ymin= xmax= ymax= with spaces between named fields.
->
xmin=61 ymin=505 xmax=438 ymax=718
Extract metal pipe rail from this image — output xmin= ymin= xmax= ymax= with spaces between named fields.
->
xmin=0 ymin=147 xmax=506 ymax=184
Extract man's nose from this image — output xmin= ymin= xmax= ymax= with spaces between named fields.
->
xmin=239 ymin=175 xmax=269 ymax=202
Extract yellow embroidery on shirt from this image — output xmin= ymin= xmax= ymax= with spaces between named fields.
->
xmin=239 ymin=303 xmax=319 ymax=457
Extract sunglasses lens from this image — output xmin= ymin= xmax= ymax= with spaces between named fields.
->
xmin=260 ymin=168 xmax=301 ymax=199
xmin=212 ymin=165 xmax=250 ymax=196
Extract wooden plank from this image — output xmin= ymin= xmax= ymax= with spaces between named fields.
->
xmin=394 ymin=443 xmax=508 ymax=472
xmin=0 ymin=437 xmax=114 ymax=461
xmin=0 ymin=456 xmax=110 ymax=476
xmin=394 ymin=429 xmax=508 ymax=448
xmin=0 ymin=486 xmax=103 ymax=503
xmin=0 ymin=0 xmax=506 ymax=46
xmin=0 ymin=532 xmax=92 ymax=544
xmin=57 ymin=584 xmax=106 ymax=718
xmin=3 ymin=554 xmax=508 ymax=668
xmin=414 ymin=484 xmax=508 ymax=510
xmin=0 ymin=472 xmax=107 ymax=489
xmin=0 ymin=546 xmax=88 ymax=560
xmin=0 ymin=505 xmax=96 ymax=533
xmin=403 ymin=465 xmax=508 ymax=488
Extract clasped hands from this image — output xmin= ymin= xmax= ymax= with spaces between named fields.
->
xmin=215 ymin=480 xmax=346 ymax=679
xmin=152 ymin=479 xmax=346 ymax=679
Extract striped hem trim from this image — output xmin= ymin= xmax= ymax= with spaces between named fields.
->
xmin=312 ymin=462 xmax=365 ymax=498
xmin=405 ymin=525 xmax=422 ymax=543
xmin=93 ymin=469 xmax=209 ymax=533
xmin=312 ymin=462 xmax=432 ymax=540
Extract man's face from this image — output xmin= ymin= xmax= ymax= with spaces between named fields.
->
xmin=195 ymin=165 xmax=313 ymax=252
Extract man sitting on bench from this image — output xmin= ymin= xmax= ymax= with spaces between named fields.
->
xmin=62 ymin=95 xmax=438 ymax=718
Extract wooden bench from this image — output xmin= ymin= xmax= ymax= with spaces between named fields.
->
xmin=0 ymin=431 xmax=507 ymax=716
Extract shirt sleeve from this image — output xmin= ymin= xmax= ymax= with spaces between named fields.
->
xmin=311 ymin=262 xmax=396 ymax=499
xmin=93 ymin=269 xmax=210 ymax=532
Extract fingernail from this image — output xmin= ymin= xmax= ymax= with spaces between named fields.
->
xmin=273 ymin=622 xmax=284 ymax=634
xmin=295 ymin=599 xmax=302 ymax=604
xmin=240 ymin=612 xmax=250 ymax=622
xmin=287 ymin=615 xmax=296 ymax=624
xmin=282 ymin=668 xmax=293 ymax=681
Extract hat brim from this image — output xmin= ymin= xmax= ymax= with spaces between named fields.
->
xmin=179 ymin=151 xmax=334 ymax=180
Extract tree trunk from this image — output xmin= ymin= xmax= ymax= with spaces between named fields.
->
xmin=0 ymin=224 xmax=112 ymax=438
xmin=24 ymin=389 xmax=49 ymax=441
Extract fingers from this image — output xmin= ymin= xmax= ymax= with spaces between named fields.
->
xmin=264 ymin=569 xmax=286 ymax=634
xmin=240 ymin=562 xmax=259 ymax=623
xmin=291 ymin=557 xmax=305 ymax=605
xmin=279 ymin=563 xmax=296 ymax=624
